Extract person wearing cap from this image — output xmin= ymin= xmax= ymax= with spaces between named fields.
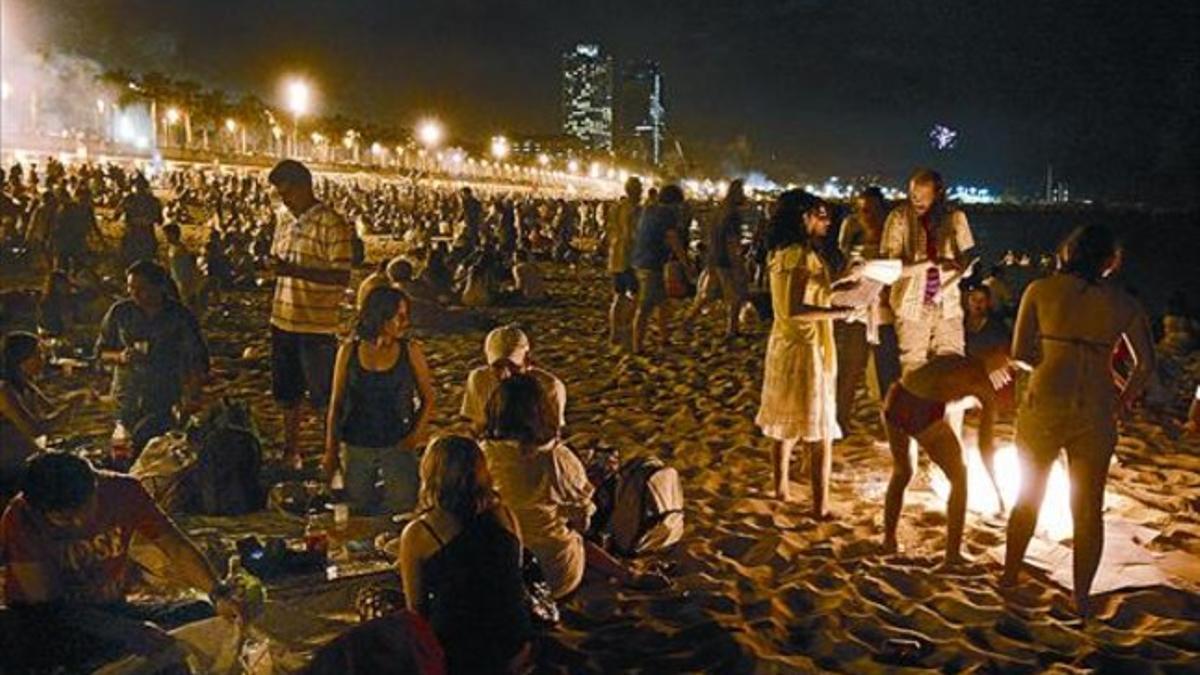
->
xmin=460 ymin=325 xmax=566 ymax=436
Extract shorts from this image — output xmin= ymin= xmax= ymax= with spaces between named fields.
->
xmin=611 ymin=269 xmax=639 ymax=296
xmin=271 ymin=326 xmax=337 ymax=408
xmin=884 ymin=383 xmax=946 ymax=437
xmin=634 ymin=268 xmax=667 ymax=312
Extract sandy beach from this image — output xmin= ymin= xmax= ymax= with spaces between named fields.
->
xmin=5 ymin=221 xmax=1200 ymax=673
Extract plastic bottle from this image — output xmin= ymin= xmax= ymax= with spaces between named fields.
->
xmin=330 ymin=471 xmax=349 ymax=530
xmin=110 ymin=422 xmax=132 ymax=467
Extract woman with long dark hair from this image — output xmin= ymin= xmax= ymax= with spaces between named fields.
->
xmin=755 ymin=191 xmax=853 ymax=513
xmin=398 ymin=435 xmax=531 ymax=673
xmin=324 ymin=286 xmax=435 ymax=515
xmin=1002 ymin=224 xmax=1154 ymax=618
xmin=0 ymin=332 xmax=90 ymax=498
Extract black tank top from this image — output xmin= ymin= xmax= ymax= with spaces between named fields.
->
xmin=338 ymin=339 xmax=417 ymax=448
xmin=419 ymin=513 xmax=532 ymax=673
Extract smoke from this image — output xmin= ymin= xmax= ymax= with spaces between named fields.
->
xmin=1 ymin=2 xmax=125 ymax=140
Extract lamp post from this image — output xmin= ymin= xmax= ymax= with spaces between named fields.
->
xmin=284 ymin=78 xmax=311 ymax=158
xmin=164 ymin=107 xmax=181 ymax=148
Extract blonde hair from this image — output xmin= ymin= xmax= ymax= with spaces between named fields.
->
xmin=418 ymin=435 xmax=500 ymax=521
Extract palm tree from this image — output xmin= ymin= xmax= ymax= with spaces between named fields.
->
xmin=192 ymin=88 xmax=229 ymax=151
xmin=139 ymin=71 xmax=176 ymax=147
xmin=173 ymin=79 xmax=202 ymax=148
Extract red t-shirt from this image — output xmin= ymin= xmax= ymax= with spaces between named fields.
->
xmin=0 ymin=473 xmax=173 ymax=605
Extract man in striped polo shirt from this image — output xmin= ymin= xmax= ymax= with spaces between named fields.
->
xmin=267 ymin=160 xmax=354 ymax=469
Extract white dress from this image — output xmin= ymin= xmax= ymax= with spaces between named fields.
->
xmin=755 ymin=244 xmax=842 ymax=442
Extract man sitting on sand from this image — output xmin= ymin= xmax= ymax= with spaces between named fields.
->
xmin=461 ymin=325 xmax=566 ymax=436
xmin=880 ymin=347 xmax=1011 ymax=567
xmin=0 ymin=452 xmax=239 ymax=672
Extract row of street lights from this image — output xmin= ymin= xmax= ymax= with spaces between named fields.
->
xmin=2 ymin=72 xmax=624 ymax=186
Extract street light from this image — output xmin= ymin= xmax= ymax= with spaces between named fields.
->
xmin=225 ymin=118 xmax=238 ymax=133
xmin=537 ymin=153 xmax=550 ymax=167
xmin=283 ymin=77 xmax=312 ymax=157
xmin=490 ymin=135 xmax=510 ymax=160
xmin=163 ymin=107 xmax=181 ymax=147
xmin=416 ymin=118 xmax=443 ymax=149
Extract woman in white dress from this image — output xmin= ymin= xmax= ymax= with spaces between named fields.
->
xmin=756 ymin=191 xmax=854 ymax=514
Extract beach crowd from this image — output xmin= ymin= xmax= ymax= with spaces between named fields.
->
xmin=0 ymin=155 xmax=1196 ymax=673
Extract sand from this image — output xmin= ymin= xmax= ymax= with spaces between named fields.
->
xmin=6 ymin=225 xmax=1200 ymax=673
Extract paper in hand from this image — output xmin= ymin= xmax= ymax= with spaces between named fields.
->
xmin=829 ymin=259 xmax=902 ymax=309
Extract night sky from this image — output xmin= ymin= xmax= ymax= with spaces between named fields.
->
xmin=5 ymin=0 xmax=1200 ymax=204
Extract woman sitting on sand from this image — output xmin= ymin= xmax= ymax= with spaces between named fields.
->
xmin=755 ymin=191 xmax=854 ymax=513
xmin=398 ymin=435 xmax=532 ymax=674
xmin=480 ymin=374 xmax=667 ymax=598
xmin=0 ymin=331 xmax=91 ymax=499
xmin=1002 ymin=224 xmax=1155 ymax=618
xmin=461 ymin=325 xmax=566 ymax=436
xmin=324 ymin=287 xmax=435 ymax=516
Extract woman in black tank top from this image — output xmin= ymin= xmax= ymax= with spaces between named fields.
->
xmin=399 ymin=435 xmax=532 ymax=674
xmin=325 ymin=287 xmax=436 ymax=515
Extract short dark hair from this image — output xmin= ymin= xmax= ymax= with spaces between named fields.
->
xmin=657 ymin=184 xmax=685 ymax=205
xmin=23 ymin=452 xmax=97 ymax=513
xmin=483 ymin=374 xmax=558 ymax=446
xmin=268 ymin=160 xmax=313 ymax=189
xmin=126 ymin=259 xmax=171 ymax=289
xmin=1 ymin=331 xmax=40 ymax=393
xmin=624 ymin=176 xmax=643 ymax=199
xmin=385 ymin=257 xmax=414 ymax=283
xmin=162 ymin=222 xmax=181 ymax=241
xmin=355 ymin=286 xmax=409 ymax=341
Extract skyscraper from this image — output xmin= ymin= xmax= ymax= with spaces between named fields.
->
xmin=618 ymin=60 xmax=666 ymax=166
xmin=562 ymin=43 xmax=614 ymax=152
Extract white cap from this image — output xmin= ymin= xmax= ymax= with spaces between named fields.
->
xmin=484 ymin=324 xmax=530 ymax=365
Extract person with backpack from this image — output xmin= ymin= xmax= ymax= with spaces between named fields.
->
xmin=480 ymin=375 xmax=667 ymax=598
xmin=323 ymin=287 xmax=435 ymax=516
xmin=398 ymin=435 xmax=531 ymax=674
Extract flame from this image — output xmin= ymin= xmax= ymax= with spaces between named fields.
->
xmin=928 ymin=442 xmax=1077 ymax=541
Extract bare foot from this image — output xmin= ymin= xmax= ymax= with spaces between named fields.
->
xmin=934 ymin=553 xmax=974 ymax=573
xmin=1073 ymin=592 xmax=1091 ymax=621
xmin=998 ymin=569 xmax=1020 ymax=590
xmin=880 ymin=538 xmax=899 ymax=555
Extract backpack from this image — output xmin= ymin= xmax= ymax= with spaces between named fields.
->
xmin=130 ymin=431 xmax=198 ymax=513
xmin=608 ymin=457 xmax=685 ymax=556
xmin=190 ymin=398 xmax=265 ymax=516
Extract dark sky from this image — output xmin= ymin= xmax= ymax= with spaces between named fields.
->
xmin=6 ymin=0 xmax=1200 ymax=203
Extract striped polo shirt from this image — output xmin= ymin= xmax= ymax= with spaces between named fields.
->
xmin=269 ymin=201 xmax=354 ymax=335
